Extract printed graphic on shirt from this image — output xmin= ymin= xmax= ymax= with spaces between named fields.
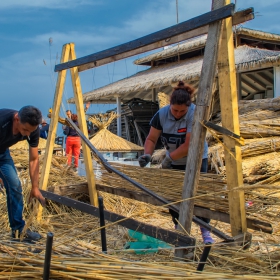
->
xmin=177 ymin=127 xmax=187 ymax=133
xmin=161 ymin=133 xmax=186 ymax=150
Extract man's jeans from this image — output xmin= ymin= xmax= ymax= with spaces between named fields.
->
xmin=0 ymin=149 xmax=25 ymax=232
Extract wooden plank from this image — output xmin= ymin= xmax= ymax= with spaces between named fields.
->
xmin=65 ymin=8 xmax=252 ymax=73
xmin=124 ymin=116 xmax=131 ymax=142
xmin=37 ymin=44 xmax=71 ymax=221
xmin=54 ymin=5 xmax=236 ymax=72
xmin=217 ymin=1 xmax=247 ymax=236
xmin=76 ymin=8 xmax=253 ymax=72
xmin=47 ymin=182 xmax=273 ymax=233
xmin=41 ymin=190 xmax=196 ymax=247
xmin=133 ymin=120 xmax=144 ymax=146
xmin=176 ymin=0 xmax=225 ymax=259
xmin=48 ymin=182 xmax=272 ymax=235
xmin=69 ymin=43 xmax=98 ymax=207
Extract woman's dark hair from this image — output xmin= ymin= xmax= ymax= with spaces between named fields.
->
xmin=170 ymin=81 xmax=194 ymax=106
xmin=71 ymin=114 xmax=78 ymax=122
xmin=18 ymin=106 xmax=42 ymax=126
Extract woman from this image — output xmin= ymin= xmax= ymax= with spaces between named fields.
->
xmin=138 ymin=81 xmax=213 ymax=244
xmin=63 ymin=114 xmax=81 ymax=171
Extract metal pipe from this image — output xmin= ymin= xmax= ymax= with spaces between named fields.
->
xmin=67 ymin=118 xmax=234 ymax=242
xmin=196 ymin=245 xmax=211 ymax=271
xmin=98 ymin=197 xmax=107 ymax=253
xmin=43 ymin=232 xmax=54 ymax=280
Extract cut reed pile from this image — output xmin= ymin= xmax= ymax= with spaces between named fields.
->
xmin=9 ymin=138 xmax=60 ymax=151
xmin=207 ymin=110 xmax=280 ymax=141
xmin=0 ymin=150 xmax=280 ymax=279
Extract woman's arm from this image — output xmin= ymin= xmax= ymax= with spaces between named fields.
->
xmin=144 ymin=126 xmax=162 ymax=155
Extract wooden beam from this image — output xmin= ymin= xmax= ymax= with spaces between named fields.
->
xmin=69 ymin=43 xmax=98 ymax=207
xmin=134 ymin=120 xmax=144 ymax=146
xmin=176 ymin=0 xmax=225 ymax=259
xmin=217 ymin=1 xmax=247 ymax=236
xmin=47 ymin=182 xmax=273 ymax=233
xmin=37 ymin=44 xmax=71 ymax=221
xmin=246 ymin=73 xmax=268 ymax=89
xmin=77 ymin=8 xmax=253 ymax=73
xmin=41 ymin=190 xmax=196 ymax=247
xmin=53 ymin=5 xmax=255 ymax=73
xmin=256 ymin=71 xmax=274 ymax=84
xmin=241 ymin=77 xmax=262 ymax=92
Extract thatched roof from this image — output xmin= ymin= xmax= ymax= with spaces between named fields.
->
xmin=90 ymin=129 xmax=144 ymax=152
xmin=134 ymin=27 xmax=280 ymax=66
xmin=89 ymin=113 xmax=144 ymax=152
xmin=235 ymin=27 xmax=280 ymax=42
xmin=133 ymin=35 xmax=207 ymax=66
xmin=68 ymin=45 xmax=280 ymax=104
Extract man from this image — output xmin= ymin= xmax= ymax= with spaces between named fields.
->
xmin=0 ymin=106 xmax=46 ymax=241
xmin=39 ymin=119 xmax=49 ymax=139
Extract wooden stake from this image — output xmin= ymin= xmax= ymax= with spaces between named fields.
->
xmin=37 ymin=43 xmax=71 ymax=221
xmin=217 ymin=1 xmax=247 ymax=235
xmin=69 ymin=43 xmax=98 ymax=206
xmin=176 ymin=0 xmax=225 ymax=258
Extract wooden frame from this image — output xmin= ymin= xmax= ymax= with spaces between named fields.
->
xmin=40 ymin=1 xmax=254 ymax=249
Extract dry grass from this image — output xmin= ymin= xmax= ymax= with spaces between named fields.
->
xmin=0 ymin=150 xmax=280 ymax=279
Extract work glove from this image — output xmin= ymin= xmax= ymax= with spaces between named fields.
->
xmin=160 ymin=151 xmax=173 ymax=169
xmin=138 ymin=154 xmax=152 ymax=167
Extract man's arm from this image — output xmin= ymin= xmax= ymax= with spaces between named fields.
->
xmin=29 ymin=147 xmax=46 ymax=206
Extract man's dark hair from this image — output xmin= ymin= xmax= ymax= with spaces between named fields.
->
xmin=18 ymin=106 xmax=42 ymax=126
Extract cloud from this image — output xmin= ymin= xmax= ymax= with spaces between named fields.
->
xmin=121 ymin=0 xmax=211 ymax=37
xmin=0 ymin=0 xmax=101 ymax=9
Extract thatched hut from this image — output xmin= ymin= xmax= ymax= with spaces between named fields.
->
xmin=68 ymin=27 xmax=280 ymax=106
xmin=67 ymin=27 xmax=280 ymax=144
xmin=88 ymin=112 xmax=143 ymax=159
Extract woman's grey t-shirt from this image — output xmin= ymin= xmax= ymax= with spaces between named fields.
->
xmin=150 ymin=104 xmax=208 ymax=166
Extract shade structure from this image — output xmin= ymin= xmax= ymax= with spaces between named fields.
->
xmin=89 ymin=112 xmax=144 ymax=152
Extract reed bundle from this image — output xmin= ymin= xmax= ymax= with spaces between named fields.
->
xmin=207 ymin=110 xmax=280 ymax=142
xmin=158 ymin=92 xmax=170 ymax=109
xmin=95 ymin=162 xmax=280 ymax=217
xmin=209 ymin=137 xmax=280 ymax=174
xmin=238 ymin=97 xmax=280 ymax=115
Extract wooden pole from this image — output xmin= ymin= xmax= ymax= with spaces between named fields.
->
xmin=217 ymin=0 xmax=247 ymax=235
xmin=176 ymin=0 xmax=225 ymax=258
xmin=69 ymin=43 xmax=98 ymax=206
xmin=37 ymin=44 xmax=71 ymax=221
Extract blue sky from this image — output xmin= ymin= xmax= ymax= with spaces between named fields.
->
xmin=0 ymin=0 xmax=280 ymax=129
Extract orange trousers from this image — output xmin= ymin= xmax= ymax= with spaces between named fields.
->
xmin=66 ymin=136 xmax=81 ymax=167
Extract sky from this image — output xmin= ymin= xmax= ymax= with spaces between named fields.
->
xmin=0 ymin=0 xmax=280 ymax=135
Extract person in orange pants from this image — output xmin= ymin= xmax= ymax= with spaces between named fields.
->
xmin=63 ymin=114 xmax=81 ymax=171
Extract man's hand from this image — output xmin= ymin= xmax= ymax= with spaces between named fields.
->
xmin=160 ymin=151 xmax=173 ymax=169
xmin=29 ymin=188 xmax=46 ymax=207
xmin=138 ymin=154 xmax=151 ymax=167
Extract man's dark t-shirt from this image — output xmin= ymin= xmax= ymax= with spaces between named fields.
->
xmin=0 ymin=109 xmax=40 ymax=154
